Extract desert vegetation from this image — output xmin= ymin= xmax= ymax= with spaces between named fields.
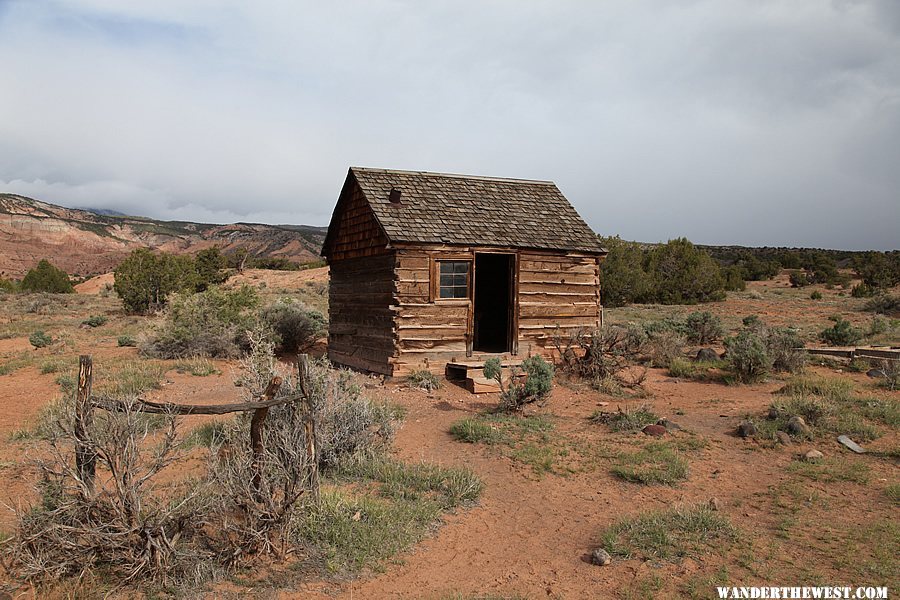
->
xmin=0 ymin=251 xmax=896 ymax=598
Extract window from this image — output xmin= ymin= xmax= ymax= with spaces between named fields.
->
xmin=438 ymin=261 xmax=470 ymax=299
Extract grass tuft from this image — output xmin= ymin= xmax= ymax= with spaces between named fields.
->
xmin=611 ymin=442 xmax=690 ymax=486
xmin=601 ymin=504 xmax=738 ymax=561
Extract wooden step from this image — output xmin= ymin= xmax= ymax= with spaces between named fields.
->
xmin=466 ymin=376 xmax=501 ymax=394
xmin=446 ymin=359 xmax=523 ymax=381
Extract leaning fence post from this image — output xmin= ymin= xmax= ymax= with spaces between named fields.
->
xmin=74 ymin=354 xmax=95 ymax=495
xmin=297 ymin=355 xmax=319 ymax=504
xmin=250 ymin=376 xmax=282 ymax=499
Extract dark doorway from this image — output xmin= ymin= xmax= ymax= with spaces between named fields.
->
xmin=473 ymin=253 xmax=514 ymax=353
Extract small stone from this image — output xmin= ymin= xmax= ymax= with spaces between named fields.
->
xmin=657 ymin=418 xmax=682 ymax=431
xmin=696 ymin=348 xmax=719 ymax=362
xmin=591 ymin=548 xmax=612 ymax=566
xmin=708 ymin=497 xmax=722 ymax=511
xmin=787 ymin=416 xmax=811 ymax=436
xmin=642 ymin=424 xmax=667 ymax=437
xmin=767 ymin=406 xmax=780 ymax=420
xmin=736 ymin=420 xmax=757 ymax=438
xmin=804 ymin=449 xmax=824 ymax=462
xmin=837 ymin=435 xmax=866 ymax=454
xmin=866 ymin=369 xmax=886 ymax=379
xmin=775 ymin=431 xmax=792 ymax=445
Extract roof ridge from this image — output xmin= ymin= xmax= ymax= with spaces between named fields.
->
xmin=350 ymin=166 xmax=555 ymax=186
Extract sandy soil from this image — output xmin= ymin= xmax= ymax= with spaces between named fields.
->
xmin=277 ymin=368 xmax=897 ymax=599
xmin=0 ymin=272 xmax=896 ymax=598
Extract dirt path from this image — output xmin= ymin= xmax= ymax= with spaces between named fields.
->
xmin=283 ymin=369 xmax=847 ymax=599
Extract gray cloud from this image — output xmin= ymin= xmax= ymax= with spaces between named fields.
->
xmin=0 ymin=0 xmax=898 ymax=249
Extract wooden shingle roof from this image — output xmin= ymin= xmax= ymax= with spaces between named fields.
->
xmin=329 ymin=167 xmax=605 ymax=255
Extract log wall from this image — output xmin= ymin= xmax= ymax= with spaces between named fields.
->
xmin=327 ymin=254 xmax=396 ymax=375
xmin=388 ymin=245 xmax=602 ymax=377
xmin=517 ymin=250 xmax=601 ymax=358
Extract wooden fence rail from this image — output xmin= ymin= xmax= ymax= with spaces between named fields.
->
xmin=73 ymin=354 xmax=319 ymax=502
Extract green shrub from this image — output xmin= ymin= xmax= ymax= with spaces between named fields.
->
xmin=643 ymin=238 xmax=726 ymax=304
xmin=193 ymin=247 xmax=228 ymax=291
xmin=117 ymin=335 xmax=137 ymax=347
xmin=819 ymin=317 xmax=863 ymax=346
xmin=598 ymin=236 xmax=654 ymax=307
xmin=140 ymin=285 xmax=259 ymax=359
xmin=0 ymin=277 xmax=16 ymax=293
xmin=29 ymin=330 xmax=52 ymax=349
xmin=113 ymin=248 xmax=198 ymax=314
xmin=684 ymin=311 xmax=724 ymax=344
xmin=810 ymin=290 xmax=822 ymax=300
xmin=81 ymin=315 xmax=108 ymax=328
xmin=259 ymin=299 xmax=326 ymax=353
xmin=598 ymin=236 xmax=727 ymax=306
xmin=724 ymin=329 xmax=771 ymax=382
xmin=851 ymin=283 xmax=876 ymax=298
xmin=766 ymin=327 xmax=806 ymax=373
xmin=788 ymin=271 xmax=810 ymax=288
xmin=863 ymin=294 xmax=900 ymax=317
xmin=407 ymin=369 xmax=442 ymax=392
xmin=20 ymin=260 xmax=74 ymax=294
xmin=486 ymin=355 xmax=554 ymax=411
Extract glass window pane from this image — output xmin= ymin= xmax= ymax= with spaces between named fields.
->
xmin=454 ymin=286 xmax=467 ymax=298
xmin=440 ymin=275 xmax=454 ymax=286
xmin=454 ymin=262 xmax=469 ymax=274
xmin=440 ymin=262 xmax=453 ymax=276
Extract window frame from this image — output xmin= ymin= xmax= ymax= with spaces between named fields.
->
xmin=431 ymin=257 xmax=472 ymax=303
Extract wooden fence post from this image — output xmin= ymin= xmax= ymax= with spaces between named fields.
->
xmin=297 ymin=355 xmax=319 ymax=504
xmin=250 ymin=376 xmax=282 ymax=499
xmin=74 ymin=355 xmax=95 ymax=495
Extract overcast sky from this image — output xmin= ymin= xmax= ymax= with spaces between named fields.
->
xmin=1 ymin=1 xmax=898 ymax=250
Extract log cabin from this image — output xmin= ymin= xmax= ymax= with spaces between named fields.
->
xmin=321 ymin=167 xmax=607 ymax=378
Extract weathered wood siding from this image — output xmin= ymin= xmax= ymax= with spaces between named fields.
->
xmin=326 ymin=184 xmax=389 ymax=262
xmin=390 ymin=248 xmax=469 ymax=376
xmin=388 ymin=246 xmax=601 ymax=376
xmin=328 ymin=254 xmax=395 ymax=375
xmin=517 ymin=251 xmax=601 ymax=357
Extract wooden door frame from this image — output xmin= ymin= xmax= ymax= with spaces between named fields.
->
xmin=471 ymin=251 xmax=518 ymax=356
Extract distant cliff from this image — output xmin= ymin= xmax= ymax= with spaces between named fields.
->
xmin=0 ymin=193 xmax=326 ymax=278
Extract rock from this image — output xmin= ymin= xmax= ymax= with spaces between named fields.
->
xmin=767 ymin=406 xmax=780 ymax=420
xmin=736 ymin=420 xmax=757 ymax=438
xmin=708 ymin=497 xmax=722 ymax=511
xmin=837 ymin=435 xmax=866 ymax=454
xmin=590 ymin=548 xmax=612 ymax=566
xmin=866 ymin=369 xmax=886 ymax=379
xmin=695 ymin=348 xmax=719 ymax=362
xmin=787 ymin=416 xmax=811 ymax=436
xmin=657 ymin=418 xmax=682 ymax=431
xmin=642 ymin=424 xmax=667 ymax=437
xmin=804 ymin=449 xmax=824 ymax=462
xmin=775 ymin=431 xmax=792 ymax=445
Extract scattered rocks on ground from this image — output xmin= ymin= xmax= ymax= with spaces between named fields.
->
xmin=657 ymin=418 xmax=681 ymax=431
xmin=803 ymin=449 xmax=824 ymax=462
xmin=837 ymin=435 xmax=866 ymax=454
xmin=866 ymin=369 xmax=886 ymax=379
xmin=737 ymin=420 xmax=757 ymax=438
xmin=642 ymin=424 xmax=667 ymax=437
xmin=776 ymin=431 xmax=792 ymax=445
xmin=696 ymin=348 xmax=719 ymax=362
xmin=708 ymin=497 xmax=722 ymax=511
xmin=787 ymin=416 xmax=811 ymax=436
xmin=591 ymin=548 xmax=612 ymax=566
